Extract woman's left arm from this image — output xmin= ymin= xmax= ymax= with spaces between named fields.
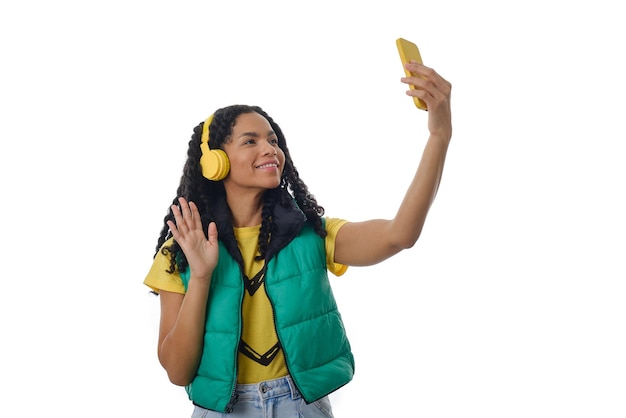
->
xmin=335 ymin=62 xmax=452 ymax=266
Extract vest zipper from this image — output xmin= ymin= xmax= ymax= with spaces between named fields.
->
xmin=225 ymin=270 xmax=246 ymax=413
xmin=264 ymin=278 xmax=309 ymax=403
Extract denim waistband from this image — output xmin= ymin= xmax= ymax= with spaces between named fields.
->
xmin=235 ymin=375 xmax=301 ymax=401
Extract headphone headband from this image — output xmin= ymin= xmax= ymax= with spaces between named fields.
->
xmin=201 ymin=114 xmax=214 ymax=146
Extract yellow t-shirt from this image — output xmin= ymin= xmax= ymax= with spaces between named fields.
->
xmin=143 ymin=217 xmax=348 ymax=384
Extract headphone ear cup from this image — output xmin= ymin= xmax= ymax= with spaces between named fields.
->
xmin=200 ymin=149 xmax=230 ymax=181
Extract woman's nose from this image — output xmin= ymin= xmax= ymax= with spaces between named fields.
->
xmin=262 ymin=141 xmax=277 ymax=155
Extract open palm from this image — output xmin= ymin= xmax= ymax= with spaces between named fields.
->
xmin=167 ymin=197 xmax=219 ymax=281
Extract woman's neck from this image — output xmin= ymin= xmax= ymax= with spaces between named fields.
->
xmin=225 ymin=191 xmax=265 ymax=228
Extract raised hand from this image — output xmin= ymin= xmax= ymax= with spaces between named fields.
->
xmin=402 ymin=62 xmax=452 ymax=141
xmin=167 ymin=197 xmax=219 ymax=281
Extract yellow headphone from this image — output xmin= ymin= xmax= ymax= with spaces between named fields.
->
xmin=199 ymin=114 xmax=230 ymax=181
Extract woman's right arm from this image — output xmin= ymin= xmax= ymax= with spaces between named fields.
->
xmin=158 ymin=279 xmax=210 ymax=386
xmin=157 ymin=197 xmax=219 ymax=386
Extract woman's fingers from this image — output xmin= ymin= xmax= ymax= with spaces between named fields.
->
xmin=401 ymin=63 xmax=451 ymax=105
xmin=400 ymin=63 xmax=452 ymax=139
xmin=168 ymin=197 xmax=202 ymax=239
xmin=178 ymin=197 xmax=193 ymax=225
xmin=207 ymin=222 xmax=218 ymax=246
xmin=189 ymin=201 xmax=204 ymax=232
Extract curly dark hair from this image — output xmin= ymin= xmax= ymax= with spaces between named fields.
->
xmin=154 ymin=104 xmax=326 ymax=275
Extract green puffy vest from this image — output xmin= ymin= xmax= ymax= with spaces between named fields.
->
xmin=179 ymin=202 xmax=354 ymax=412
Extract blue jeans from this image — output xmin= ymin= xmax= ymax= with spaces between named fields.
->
xmin=190 ymin=376 xmax=334 ymax=417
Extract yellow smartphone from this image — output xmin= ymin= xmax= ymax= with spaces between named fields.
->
xmin=396 ymin=38 xmax=427 ymax=110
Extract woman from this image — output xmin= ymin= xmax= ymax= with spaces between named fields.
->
xmin=144 ymin=61 xmax=452 ymax=417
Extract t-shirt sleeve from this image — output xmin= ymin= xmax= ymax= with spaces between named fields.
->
xmin=324 ymin=217 xmax=349 ymax=277
xmin=143 ymin=238 xmax=186 ymax=294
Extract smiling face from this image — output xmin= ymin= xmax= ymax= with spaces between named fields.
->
xmin=221 ymin=111 xmax=286 ymax=196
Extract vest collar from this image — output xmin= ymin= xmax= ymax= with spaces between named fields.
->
xmin=211 ymin=191 xmax=307 ymax=263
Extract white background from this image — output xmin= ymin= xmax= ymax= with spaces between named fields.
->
xmin=1 ymin=1 xmax=625 ymax=417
